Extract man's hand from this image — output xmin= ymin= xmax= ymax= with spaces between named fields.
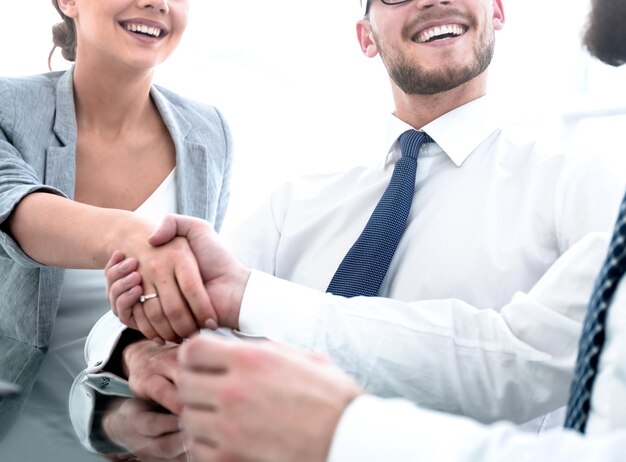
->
xmin=107 ymin=214 xmax=251 ymax=337
xmin=108 ymin=217 xmax=216 ymax=342
xmin=177 ymin=334 xmax=364 ymax=462
xmin=121 ymin=339 xmax=182 ymax=415
xmin=101 ymin=397 xmax=187 ymax=462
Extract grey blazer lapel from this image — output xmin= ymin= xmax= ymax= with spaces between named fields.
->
xmin=46 ymin=70 xmax=77 ymax=198
xmin=151 ymin=87 xmax=208 ymax=218
xmin=43 ymin=75 xmax=211 ymax=214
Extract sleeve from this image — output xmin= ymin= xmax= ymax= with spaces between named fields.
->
xmin=211 ymin=106 xmax=233 ymax=233
xmin=327 ymin=395 xmax=626 ymax=462
xmin=239 ymin=232 xmax=610 ymax=424
xmin=221 ymin=183 xmax=287 ymax=274
xmin=555 ymin=151 xmax=626 ymax=251
xmin=69 ymin=311 xmax=134 ymax=453
xmin=0 ymin=81 xmax=67 ymax=267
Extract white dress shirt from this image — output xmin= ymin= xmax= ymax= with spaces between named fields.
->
xmin=327 ymin=233 xmax=626 ymax=461
xmin=76 ymin=96 xmax=625 ymax=433
xmin=328 ymin=396 xmax=626 ymax=462
xmin=228 ymin=96 xmax=624 ymax=425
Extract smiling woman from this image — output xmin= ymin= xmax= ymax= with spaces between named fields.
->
xmin=0 ymin=0 xmax=231 ymax=458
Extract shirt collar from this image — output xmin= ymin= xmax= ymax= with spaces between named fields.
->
xmin=384 ymin=95 xmax=500 ymax=167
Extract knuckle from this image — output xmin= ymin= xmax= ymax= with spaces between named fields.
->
xmin=232 ymin=345 xmax=263 ymax=369
xmin=128 ymin=380 xmax=147 ymax=399
xmin=135 ymin=321 xmax=157 ymax=340
xmin=146 ymin=308 xmax=166 ymax=324
xmin=147 ymin=381 xmax=164 ymax=402
xmin=183 ymin=338 xmax=205 ymax=361
xmin=145 ymin=258 xmax=163 ymax=274
xmin=164 ymin=303 xmax=187 ymax=321
xmin=218 ymin=381 xmax=245 ymax=407
xmin=177 ymin=276 xmax=199 ymax=295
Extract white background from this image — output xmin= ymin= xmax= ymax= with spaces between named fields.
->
xmin=2 ymin=1 xmax=626 ymax=229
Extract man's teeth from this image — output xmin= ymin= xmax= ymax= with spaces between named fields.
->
xmin=126 ymin=24 xmax=162 ymax=38
xmin=416 ymin=24 xmax=464 ymax=43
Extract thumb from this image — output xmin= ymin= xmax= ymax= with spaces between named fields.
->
xmin=148 ymin=214 xmax=181 ymax=247
xmin=148 ymin=214 xmax=208 ymax=247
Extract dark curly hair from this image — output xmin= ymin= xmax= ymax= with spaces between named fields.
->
xmin=48 ymin=0 xmax=77 ymax=70
xmin=584 ymin=0 xmax=626 ymax=66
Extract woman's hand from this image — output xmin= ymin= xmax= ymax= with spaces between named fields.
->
xmin=106 ymin=214 xmax=251 ymax=339
xmin=108 ymin=217 xmax=217 ymax=341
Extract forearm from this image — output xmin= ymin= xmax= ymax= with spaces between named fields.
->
xmin=7 ymin=192 xmax=155 ymax=268
xmin=239 ymin=233 xmax=609 ymax=423
xmin=242 ymin=274 xmax=571 ymax=422
xmin=328 ymin=395 xmax=626 ymax=462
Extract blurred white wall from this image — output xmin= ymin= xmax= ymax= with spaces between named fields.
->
xmin=2 ymin=1 xmax=625 ymax=229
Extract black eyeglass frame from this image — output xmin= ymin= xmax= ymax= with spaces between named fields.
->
xmin=363 ymin=0 xmax=414 ymax=16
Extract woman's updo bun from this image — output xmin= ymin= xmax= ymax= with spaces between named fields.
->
xmin=48 ymin=0 xmax=77 ymax=69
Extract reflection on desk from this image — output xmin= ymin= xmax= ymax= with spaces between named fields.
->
xmin=0 ymin=372 xmax=106 ymax=461
xmin=0 ymin=381 xmax=186 ymax=461
xmin=94 ymin=397 xmax=187 ymax=461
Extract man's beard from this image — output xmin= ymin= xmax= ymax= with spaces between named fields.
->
xmin=373 ymin=27 xmax=495 ymax=96
xmin=584 ymin=0 xmax=626 ymax=66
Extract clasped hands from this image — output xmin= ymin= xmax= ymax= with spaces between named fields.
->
xmin=106 ymin=214 xmax=250 ymax=342
xmin=103 ymin=215 xmax=364 ymax=462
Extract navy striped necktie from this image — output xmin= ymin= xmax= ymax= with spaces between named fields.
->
xmin=564 ymin=192 xmax=626 ymax=432
xmin=326 ymin=129 xmax=432 ymax=298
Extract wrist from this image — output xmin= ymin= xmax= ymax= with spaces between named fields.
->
xmin=117 ymin=331 xmax=149 ymax=379
xmin=101 ymin=211 xmax=156 ymax=267
xmin=320 ymin=385 xmax=364 ymax=462
xmin=223 ymin=265 xmax=251 ymax=329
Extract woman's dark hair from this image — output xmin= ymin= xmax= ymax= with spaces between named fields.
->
xmin=48 ymin=0 xmax=77 ymax=70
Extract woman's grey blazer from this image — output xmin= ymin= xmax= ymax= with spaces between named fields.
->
xmin=0 ymin=69 xmax=233 ymax=436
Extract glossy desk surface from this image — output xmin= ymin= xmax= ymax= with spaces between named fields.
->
xmin=0 ymin=379 xmax=188 ymax=461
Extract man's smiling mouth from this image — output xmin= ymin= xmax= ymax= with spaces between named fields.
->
xmin=413 ymin=24 xmax=467 ymax=43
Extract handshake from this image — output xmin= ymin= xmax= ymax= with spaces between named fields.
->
xmin=100 ymin=214 xmax=363 ymax=462
xmin=105 ymin=214 xmax=251 ymax=342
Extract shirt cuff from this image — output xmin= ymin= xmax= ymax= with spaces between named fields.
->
xmin=327 ymin=395 xmax=426 ymax=462
xmin=238 ymin=270 xmax=328 ymax=348
xmin=69 ymin=312 xmax=135 ymax=453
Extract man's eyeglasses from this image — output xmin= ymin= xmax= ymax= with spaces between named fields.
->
xmin=362 ymin=0 xmax=414 ymax=17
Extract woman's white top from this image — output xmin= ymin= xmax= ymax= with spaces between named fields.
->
xmin=1 ymin=169 xmax=177 ymax=459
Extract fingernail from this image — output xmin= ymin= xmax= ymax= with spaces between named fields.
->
xmin=205 ymin=319 xmax=218 ymax=330
xmin=152 ymin=337 xmax=165 ymax=346
xmin=119 ymin=260 xmax=129 ymax=272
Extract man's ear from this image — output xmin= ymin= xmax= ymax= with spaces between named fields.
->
xmin=357 ymin=20 xmax=378 ymax=58
xmin=57 ymin=0 xmax=78 ymax=19
xmin=493 ymin=0 xmax=505 ymax=30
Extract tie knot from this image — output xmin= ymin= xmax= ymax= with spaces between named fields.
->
xmin=399 ymin=130 xmax=432 ymax=160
